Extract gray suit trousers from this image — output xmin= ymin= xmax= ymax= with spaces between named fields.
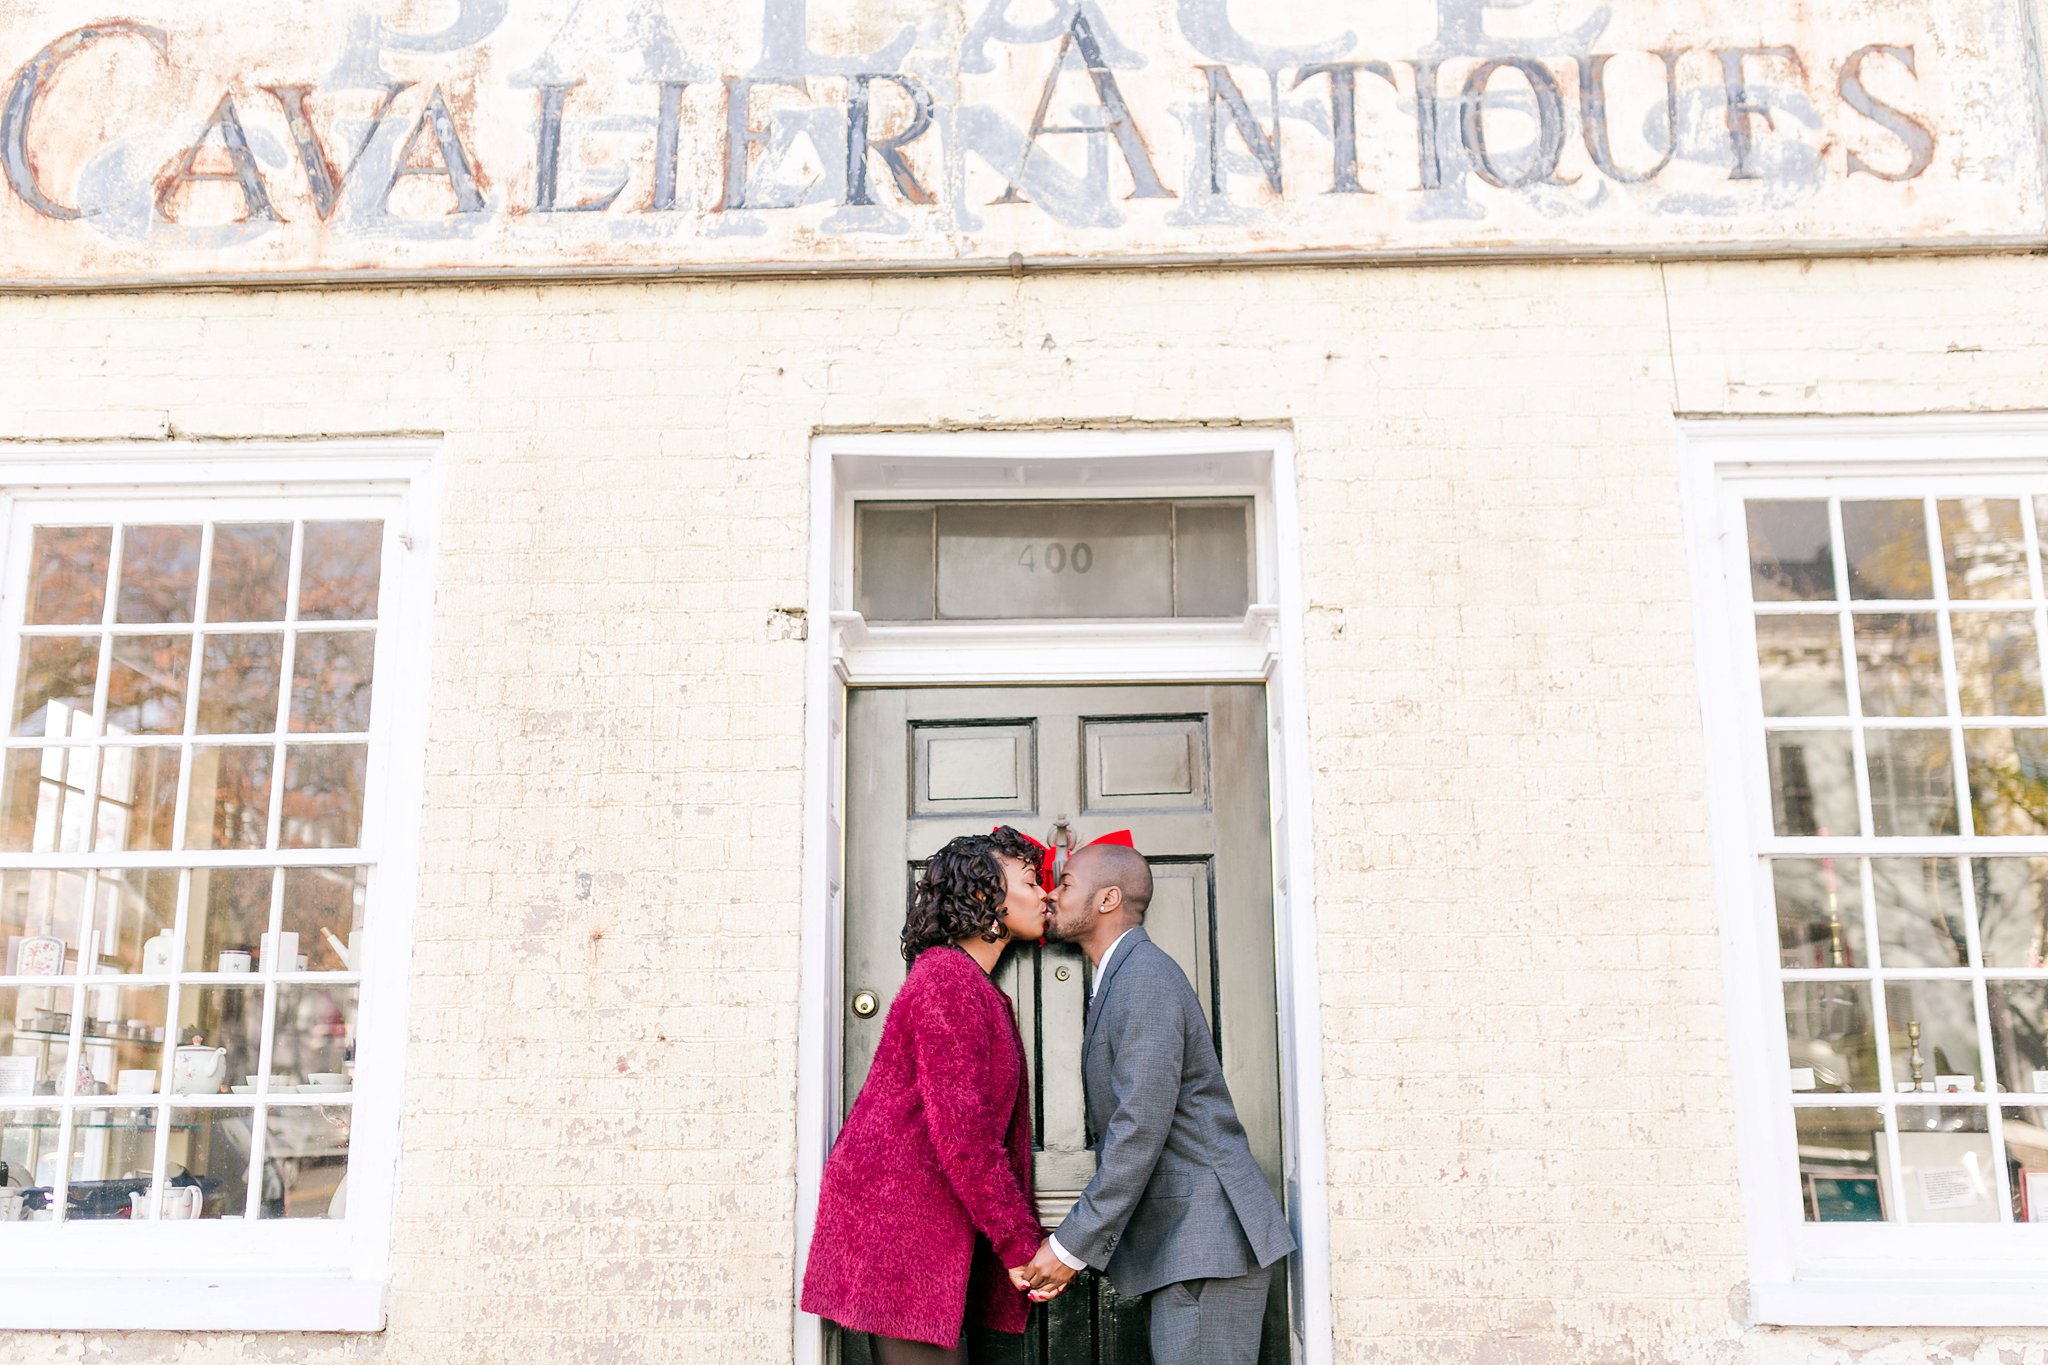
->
xmin=1147 ymin=1266 xmax=1272 ymax=1365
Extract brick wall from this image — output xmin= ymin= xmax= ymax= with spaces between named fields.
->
xmin=0 ymin=253 xmax=2043 ymax=1362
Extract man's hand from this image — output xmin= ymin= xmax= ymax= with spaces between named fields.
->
xmin=1009 ymin=1239 xmax=1078 ymax=1301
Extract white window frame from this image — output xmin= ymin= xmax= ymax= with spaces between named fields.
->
xmin=0 ymin=441 xmax=439 ymax=1332
xmin=1682 ymin=414 xmax=2048 ymax=1327
xmin=795 ymin=429 xmax=1333 ymax=1364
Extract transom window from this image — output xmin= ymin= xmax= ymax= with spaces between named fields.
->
xmin=853 ymin=499 xmax=1253 ymax=622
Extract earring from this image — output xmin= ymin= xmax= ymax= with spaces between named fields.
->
xmin=980 ymin=916 xmax=1008 ymax=944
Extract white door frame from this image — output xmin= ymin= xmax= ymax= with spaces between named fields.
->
xmin=793 ymin=429 xmax=1333 ymax=1365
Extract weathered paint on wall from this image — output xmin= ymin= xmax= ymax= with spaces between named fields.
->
xmin=4 ymin=251 xmax=2048 ymax=1364
xmin=1 ymin=0 xmax=2043 ymax=286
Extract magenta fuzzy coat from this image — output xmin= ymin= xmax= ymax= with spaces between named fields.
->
xmin=802 ymin=945 xmax=1042 ymax=1346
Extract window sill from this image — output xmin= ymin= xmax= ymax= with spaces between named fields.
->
xmin=1753 ymin=1278 xmax=2048 ymax=1327
xmin=0 ymin=1274 xmax=385 ymax=1332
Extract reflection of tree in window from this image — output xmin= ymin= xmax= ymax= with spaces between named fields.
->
xmin=290 ymin=633 xmax=374 ymax=733
xmin=114 ymin=526 xmax=201 ymax=625
xmin=1987 ymin=983 xmax=2048 ymax=1093
xmin=1968 ymin=858 xmax=2048 ymax=975
xmin=106 ymin=635 xmax=189 ymax=735
xmin=206 ymin=524 xmax=290 ymax=623
xmin=1905 ymin=858 xmax=1966 ymax=967
xmin=1968 ymin=732 xmax=2048 ymax=837
xmin=191 ymin=747 xmax=272 ymax=850
xmin=279 ymin=747 xmax=366 ymax=849
xmin=2031 ymin=872 xmax=2048 ymax=970
xmin=25 ymin=526 xmax=111 ymax=625
xmin=196 ymin=635 xmax=283 ymax=734
xmin=296 ymin=523 xmax=383 ymax=622
xmin=1842 ymin=501 xmax=1934 ymax=601
xmin=12 ymin=638 xmax=98 ymax=737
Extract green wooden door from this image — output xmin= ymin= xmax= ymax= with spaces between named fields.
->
xmin=841 ymin=684 xmax=1289 ymax=1365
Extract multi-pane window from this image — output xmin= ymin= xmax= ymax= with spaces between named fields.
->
xmin=0 ymin=515 xmax=385 ymax=1225
xmin=1742 ymin=487 xmax=2048 ymax=1229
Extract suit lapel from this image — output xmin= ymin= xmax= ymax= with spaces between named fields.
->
xmin=1082 ymin=926 xmax=1149 ymax=1049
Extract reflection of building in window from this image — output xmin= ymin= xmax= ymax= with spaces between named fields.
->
xmin=1868 ymin=738 xmax=1958 ymax=836
xmin=1943 ymin=499 xmax=2031 ymax=598
xmin=1778 ymin=743 xmax=1816 ymax=835
xmin=24 ymin=701 xmax=90 ymax=853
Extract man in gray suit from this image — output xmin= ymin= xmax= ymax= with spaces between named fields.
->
xmin=1013 ymin=842 xmax=1295 ymax=1365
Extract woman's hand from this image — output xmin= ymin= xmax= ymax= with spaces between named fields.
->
xmin=1009 ymin=1241 xmax=1077 ymax=1301
xmin=1008 ymin=1265 xmax=1067 ymax=1301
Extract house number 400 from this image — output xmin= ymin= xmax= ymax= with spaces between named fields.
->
xmin=1017 ymin=542 xmax=1093 ymax=574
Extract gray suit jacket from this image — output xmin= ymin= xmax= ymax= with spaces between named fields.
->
xmin=1053 ymin=928 xmax=1296 ymax=1297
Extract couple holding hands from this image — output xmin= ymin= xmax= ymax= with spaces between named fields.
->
xmin=803 ymin=825 xmax=1293 ymax=1365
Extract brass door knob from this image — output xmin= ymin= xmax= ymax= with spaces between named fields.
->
xmin=851 ymin=990 xmax=879 ymax=1019
xmin=1054 ymin=965 xmax=1071 ymax=982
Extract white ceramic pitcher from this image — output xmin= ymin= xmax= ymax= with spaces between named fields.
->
xmin=129 ymin=1186 xmax=202 ymax=1220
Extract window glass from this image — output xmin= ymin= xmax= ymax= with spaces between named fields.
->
xmin=0 ymin=515 xmax=382 ymax=1226
xmin=1748 ymin=500 xmax=1836 ymax=602
xmin=854 ymin=499 xmax=1254 ymax=621
xmin=25 ymin=528 xmax=111 ymax=627
xmin=205 ymin=524 xmax=290 ymax=624
xmin=1742 ymin=486 xmax=2048 ymax=1234
xmin=113 ymin=526 xmax=201 ymax=626
xmin=1756 ymin=616 xmax=1846 ymax=717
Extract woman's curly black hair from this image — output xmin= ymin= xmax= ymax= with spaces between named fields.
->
xmin=900 ymin=825 xmax=1044 ymax=964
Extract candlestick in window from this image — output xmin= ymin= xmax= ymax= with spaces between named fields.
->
xmin=1908 ymin=1019 xmax=1928 ymax=1092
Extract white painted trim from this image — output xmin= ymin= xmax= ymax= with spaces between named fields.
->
xmin=832 ymin=609 xmax=1280 ymax=685
xmin=1678 ymin=415 xmax=2048 ymax=1327
xmin=1263 ymin=432 xmax=1334 ymax=1361
xmin=0 ymin=440 xmax=438 ymax=1334
xmin=0 ymin=1274 xmax=384 ymax=1331
xmin=1682 ymin=412 xmax=2048 ymax=477
xmin=0 ymin=441 xmax=439 ymax=492
xmin=1751 ymin=1278 xmax=2048 ymax=1327
xmin=1679 ymin=411 xmax=2048 ymax=444
xmin=793 ymin=426 xmax=842 ymax=1362
xmin=794 ymin=429 xmax=1332 ymax=1365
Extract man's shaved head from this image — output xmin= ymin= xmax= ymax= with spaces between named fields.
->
xmin=1069 ymin=843 xmax=1153 ymax=921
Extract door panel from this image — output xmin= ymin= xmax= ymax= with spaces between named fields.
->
xmin=841 ymin=685 xmax=1288 ymax=1365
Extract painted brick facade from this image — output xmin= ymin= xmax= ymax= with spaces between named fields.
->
xmin=0 ymin=254 xmax=2045 ymax=1361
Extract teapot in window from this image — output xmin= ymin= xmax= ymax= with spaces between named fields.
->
xmin=170 ymin=1036 xmax=227 ymax=1095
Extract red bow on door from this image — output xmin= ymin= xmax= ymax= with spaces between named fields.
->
xmin=1000 ymin=823 xmax=1135 ymax=891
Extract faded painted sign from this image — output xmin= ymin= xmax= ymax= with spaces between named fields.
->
xmin=0 ymin=1 xmax=2042 ymax=286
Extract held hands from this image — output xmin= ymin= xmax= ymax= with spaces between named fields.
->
xmin=1007 ymin=1238 xmax=1079 ymax=1302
